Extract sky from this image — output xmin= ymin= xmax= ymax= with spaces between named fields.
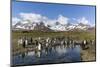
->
xmin=12 ymin=1 xmax=96 ymax=26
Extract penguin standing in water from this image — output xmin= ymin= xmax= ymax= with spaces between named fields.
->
xmin=38 ymin=42 xmax=42 ymax=51
xmin=17 ymin=37 xmax=23 ymax=47
xmin=81 ymin=40 xmax=88 ymax=50
xmin=72 ymin=40 xmax=76 ymax=48
xmin=35 ymin=41 xmax=42 ymax=58
xmin=22 ymin=40 xmax=26 ymax=48
xmin=69 ymin=40 xmax=73 ymax=48
xmin=22 ymin=37 xmax=28 ymax=48
xmin=25 ymin=39 xmax=28 ymax=47
xmin=30 ymin=37 xmax=33 ymax=44
xmin=45 ymin=37 xmax=50 ymax=47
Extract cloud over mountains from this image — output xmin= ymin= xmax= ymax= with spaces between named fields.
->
xmin=12 ymin=12 xmax=91 ymax=26
xmin=12 ymin=12 xmax=94 ymax=31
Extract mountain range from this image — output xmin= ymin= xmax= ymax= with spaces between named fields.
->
xmin=12 ymin=20 xmax=95 ymax=32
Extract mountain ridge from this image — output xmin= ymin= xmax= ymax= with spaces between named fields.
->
xmin=12 ymin=20 xmax=95 ymax=32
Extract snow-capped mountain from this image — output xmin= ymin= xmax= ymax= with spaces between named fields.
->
xmin=12 ymin=20 xmax=93 ymax=31
xmin=12 ymin=13 xmax=95 ymax=31
xmin=12 ymin=20 xmax=52 ymax=31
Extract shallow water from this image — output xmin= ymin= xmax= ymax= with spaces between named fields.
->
xmin=12 ymin=45 xmax=81 ymax=65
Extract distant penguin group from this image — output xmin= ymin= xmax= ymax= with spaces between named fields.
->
xmin=17 ymin=36 xmax=95 ymax=50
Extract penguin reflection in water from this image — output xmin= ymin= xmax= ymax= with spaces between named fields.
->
xmin=20 ymin=52 xmax=27 ymax=59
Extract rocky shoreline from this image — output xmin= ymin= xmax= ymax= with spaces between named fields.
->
xmin=80 ymin=44 xmax=96 ymax=61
